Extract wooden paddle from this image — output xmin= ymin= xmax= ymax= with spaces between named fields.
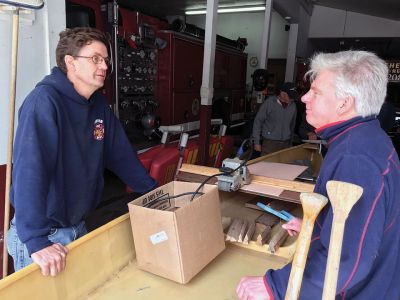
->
xmin=1 ymin=1 xmax=44 ymax=278
xmin=322 ymin=180 xmax=363 ymax=300
xmin=2 ymin=6 xmax=20 ymax=278
xmin=285 ymin=192 xmax=328 ymax=300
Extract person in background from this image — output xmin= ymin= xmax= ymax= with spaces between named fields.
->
xmin=252 ymin=82 xmax=298 ymax=155
xmin=7 ymin=27 xmax=157 ymax=277
xmin=237 ymin=50 xmax=400 ymax=299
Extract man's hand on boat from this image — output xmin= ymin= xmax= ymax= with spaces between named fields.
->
xmin=31 ymin=243 xmax=69 ymax=276
xmin=236 ymin=276 xmax=271 ymax=300
xmin=254 ymin=144 xmax=262 ymax=152
xmin=282 ymin=217 xmax=302 ymax=236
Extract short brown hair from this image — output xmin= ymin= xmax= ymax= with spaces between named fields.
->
xmin=56 ymin=27 xmax=109 ymax=73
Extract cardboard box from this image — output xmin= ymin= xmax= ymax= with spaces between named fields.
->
xmin=128 ymin=181 xmax=225 ymax=284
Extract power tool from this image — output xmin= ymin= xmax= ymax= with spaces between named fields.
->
xmin=217 ymin=157 xmax=251 ymax=192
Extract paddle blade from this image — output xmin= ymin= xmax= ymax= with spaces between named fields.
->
xmin=326 ymin=180 xmax=363 ymax=215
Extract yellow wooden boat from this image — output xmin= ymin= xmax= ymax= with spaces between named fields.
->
xmin=0 ymin=143 xmax=322 ymax=299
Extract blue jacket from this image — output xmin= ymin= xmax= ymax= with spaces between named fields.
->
xmin=266 ymin=116 xmax=400 ymax=299
xmin=11 ymin=67 xmax=157 ymax=255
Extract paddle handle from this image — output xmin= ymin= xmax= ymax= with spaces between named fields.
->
xmin=285 ymin=192 xmax=328 ymax=300
xmin=3 ymin=8 xmax=20 ymax=279
xmin=285 ymin=218 xmax=315 ymax=300
xmin=322 ymin=219 xmax=346 ymax=300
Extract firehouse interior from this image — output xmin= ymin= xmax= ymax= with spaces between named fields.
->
xmin=0 ymin=0 xmax=400 ymax=298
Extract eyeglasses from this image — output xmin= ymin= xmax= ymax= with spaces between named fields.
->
xmin=73 ymin=54 xmax=111 ymax=67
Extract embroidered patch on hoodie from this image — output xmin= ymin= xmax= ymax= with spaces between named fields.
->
xmin=93 ymin=119 xmax=104 ymax=140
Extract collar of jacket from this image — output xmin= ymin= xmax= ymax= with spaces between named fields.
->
xmin=317 ymin=116 xmax=377 ymax=144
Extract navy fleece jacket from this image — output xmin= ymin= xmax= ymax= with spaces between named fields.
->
xmin=10 ymin=67 xmax=157 ymax=255
xmin=265 ymin=116 xmax=400 ymax=299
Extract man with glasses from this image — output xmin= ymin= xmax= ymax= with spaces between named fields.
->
xmin=7 ymin=27 xmax=157 ymax=277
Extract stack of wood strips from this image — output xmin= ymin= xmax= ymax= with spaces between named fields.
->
xmin=224 ymin=198 xmax=298 ymax=253
xmin=225 ymin=218 xmax=255 ymax=244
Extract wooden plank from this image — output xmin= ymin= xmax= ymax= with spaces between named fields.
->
xmin=269 ymin=224 xmax=289 ymax=253
xmin=177 ymin=172 xmax=304 ymax=205
xmin=256 ymin=226 xmax=271 ymax=246
xmin=243 ymin=222 xmax=256 ymax=244
xmin=252 ymin=175 xmax=314 ymax=193
xmin=245 ymin=189 xmax=301 ymax=204
xmin=179 ymin=164 xmax=314 ymax=193
xmin=238 ymin=220 xmax=249 ymax=243
xmin=226 ymin=218 xmax=244 ymax=242
xmin=240 ymin=181 xmax=283 ymax=197
xmin=255 ymin=213 xmax=279 ymax=227
xmin=279 ymin=190 xmax=301 ymax=203
xmin=179 ymin=163 xmax=223 ymax=176
xmin=247 ymin=162 xmax=307 ymax=180
xmin=176 ymin=171 xmax=217 ymax=184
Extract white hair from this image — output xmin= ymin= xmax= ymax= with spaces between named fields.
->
xmin=306 ymin=50 xmax=388 ymax=116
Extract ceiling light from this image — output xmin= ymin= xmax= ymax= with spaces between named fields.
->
xmin=185 ymin=6 xmax=266 ymax=15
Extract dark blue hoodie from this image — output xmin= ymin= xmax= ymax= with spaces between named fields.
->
xmin=11 ymin=67 xmax=157 ymax=255
xmin=265 ymin=116 xmax=400 ymax=299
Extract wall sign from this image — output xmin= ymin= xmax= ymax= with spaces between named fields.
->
xmin=387 ymin=60 xmax=400 ymax=82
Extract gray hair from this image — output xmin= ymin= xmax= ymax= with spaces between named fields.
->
xmin=306 ymin=50 xmax=388 ymax=117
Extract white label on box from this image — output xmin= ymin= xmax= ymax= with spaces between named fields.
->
xmin=150 ymin=231 xmax=168 ymax=245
